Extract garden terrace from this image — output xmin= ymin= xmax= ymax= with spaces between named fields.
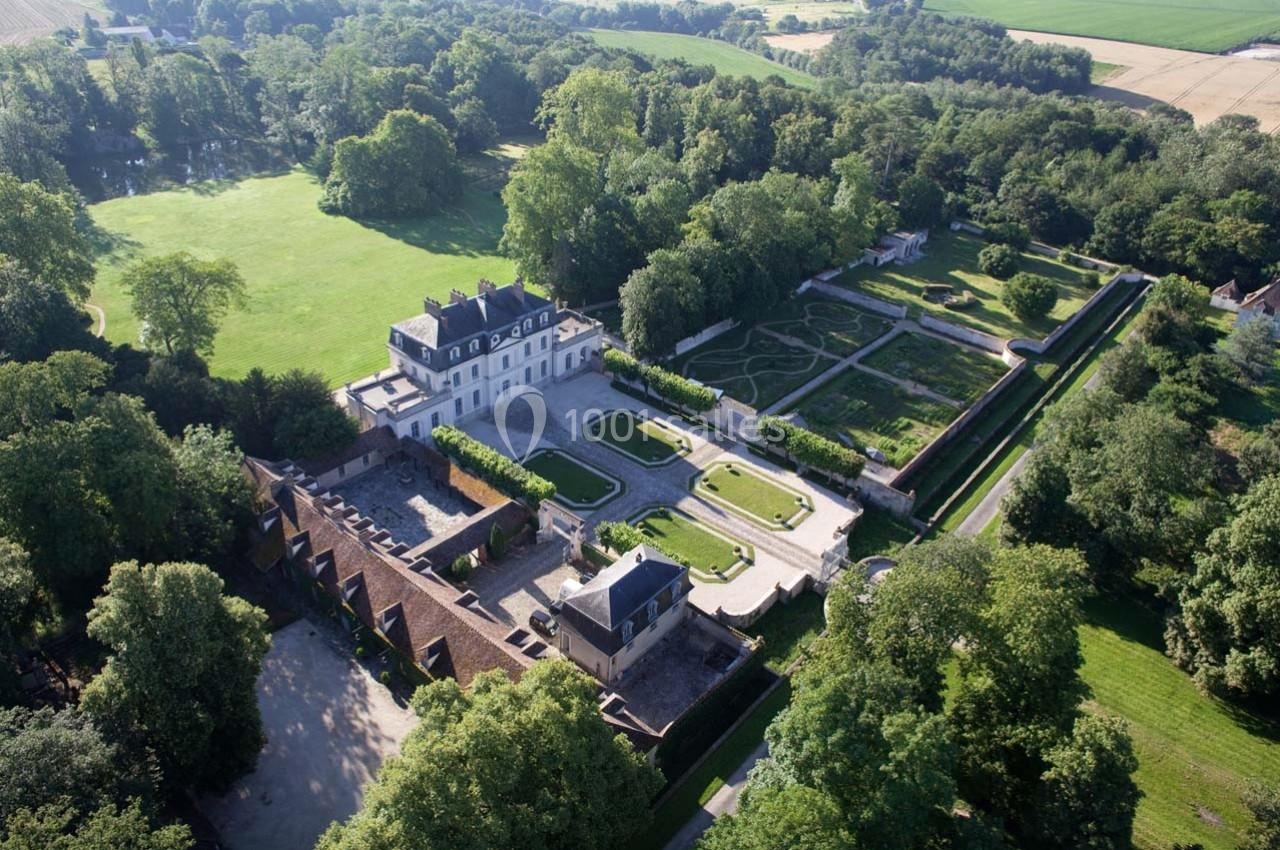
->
xmin=861 ymin=332 xmax=1010 ymax=405
xmin=523 ymin=449 xmax=621 ymax=511
xmin=831 ymin=231 xmax=1097 ymax=341
xmin=692 ymin=461 xmax=814 ymax=531
xmin=629 ymin=507 xmax=754 ymax=583
xmin=585 ymin=410 xmax=691 ymax=467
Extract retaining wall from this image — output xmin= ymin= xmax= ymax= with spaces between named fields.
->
xmin=917 ymin=314 xmax=1007 ymax=354
xmin=673 ymin=317 xmax=739 ymax=356
xmin=853 ymin=472 xmax=916 ymax=518
xmin=1013 ymin=272 xmax=1148 ymax=357
xmin=806 ymin=280 xmax=908 ymax=319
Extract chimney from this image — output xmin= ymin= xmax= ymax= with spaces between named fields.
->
xmin=423 ymin=297 xmax=442 ymax=317
xmin=450 ymin=288 xmax=468 ymax=306
xmin=477 ymin=278 xmax=497 ymax=298
xmin=512 ymin=276 xmax=525 ymax=302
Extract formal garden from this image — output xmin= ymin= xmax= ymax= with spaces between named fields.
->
xmin=789 ymin=369 xmax=956 ymax=468
xmin=523 ymin=449 xmax=622 ymax=510
xmin=630 ymin=506 xmax=755 ymax=582
xmin=691 ymin=461 xmax=813 ymax=531
xmin=861 ymin=332 xmax=1010 ymax=404
xmin=585 ymin=410 xmax=692 ymax=466
xmin=830 ymin=230 xmax=1098 ymax=340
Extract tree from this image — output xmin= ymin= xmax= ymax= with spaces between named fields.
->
xmin=698 ymin=785 xmax=848 ymax=850
xmin=171 ymin=427 xmax=253 ymax=566
xmin=1218 ymin=315 xmax=1275 ymax=383
xmin=1001 ymin=272 xmax=1057 ymax=321
xmin=122 ymin=253 xmax=247 ymax=356
xmin=81 ymin=562 xmax=270 ymax=790
xmin=896 ymin=173 xmax=946 ymax=228
xmin=0 ymin=259 xmax=103 ymax=362
xmin=978 ymin=242 xmax=1019 ymax=279
xmin=538 ymin=69 xmax=640 ymax=156
xmin=0 ymin=707 xmax=157 ymax=826
xmin=1166 ymin=474 xmax=1280 ymax=699
xmin=316 ymin=661 xmax=662 ymax=850
xmin=1027 ymin=715 xmax=1141 ymax=850
xmin=1242 ymin=782 xmax=1280 ymax=850
xmin=1096 ymin=340 xmax=1156 ymax=402
xmin=0 ymin=801 xmax=192 ymax=850
xmin=0 ymin=173 xmax=94 ymax=300
xmin=620 ymin=248 xmax=702 ymax=358
xmin=320 ymin=109 xmax=462 ymax=218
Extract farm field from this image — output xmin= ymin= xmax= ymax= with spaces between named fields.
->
xmin=1011 ymin=29 xmax=1280 ymax=131
xmin=87 ymin=168 xmax=522 ymax=386
xmin=832 ymin=230 xmax=1097 ymax=341
xmin=631 ymin=507 xmax=753 ymax=581
xmin=693 ymin=461 xmax=812 ymax=530
xmin=587 ymin=29 xmax=816 ymax=87
xmin=926 ymin=0 xmax=1280 ymax=53
xmin=0 ymin=0 xmax=103 ymax=44
xmin=790 ymin=368 xmax=956 ymax=467
xmin=862 ymin=332 xmax=1008 ymax=404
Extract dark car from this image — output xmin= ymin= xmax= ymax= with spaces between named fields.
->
xmin=529 ymin=609 xmax=559 ymax=638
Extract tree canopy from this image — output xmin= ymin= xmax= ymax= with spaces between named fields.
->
xmin=123 ymin=252 xmax=247 ymax=356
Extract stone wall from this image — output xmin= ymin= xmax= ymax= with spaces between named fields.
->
xmin=917 ymin=314 xmax=1007 ymax=354
xmin=805 ymin=280 xmax=908 ymax=319
xmin=673 ymin=317 xmax=740 ymax=357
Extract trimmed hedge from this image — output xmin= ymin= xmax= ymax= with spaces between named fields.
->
xmin=596 ymin=521 xmax=687 ymax=567
xmin=759 ymin=416 xmax=865 ymax=479
xmin=431 ymin=425 xmax=556 ymax=506
xmin=603 ymin=348 xmax=716 ymax=412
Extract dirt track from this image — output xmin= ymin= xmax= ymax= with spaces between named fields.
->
xmin=1010 ymin=30 xmax=1280 ymax=131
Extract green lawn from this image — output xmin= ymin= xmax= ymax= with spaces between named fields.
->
xmin=524 ymin=450 xmax=620 ymax=508
xmin=587 ymin=411 xmax=690 ymax=465
xmin=762 ymin=293 xmax=894 ymax=358
xmin=87 ymin=167 xmax=523 ymax=385
xmin=632 ymin=507 xmax=752 ymax=580
xmin=749 ymin=593 xmax=828 ymax=672
xmin=672 ymin=325 xmax=834 ymax=410
xmin=924 ymin=0 xmax=1280 ymax=53
xmin=862 ymin=332 xmax=1009 ymax=404
xmin=848 ymin=505 xmax=917 ymax=561
xmin=791 ymin=368 xmax=957 ymax=467
xmin=1208 ymin=308 xmax=1280 ymax=430
xmin=1091 ymin=61 xmax=1126 ymax=83
xmin=1081 ymin=594 xmax=1280 ymax=850
xmin=832 ymin=231 xmax=1098 ymax=341
xmin=587 ymin=29 xmax=817 ymax=88
xmin=694 ymin=461 xmax=813 ymax=530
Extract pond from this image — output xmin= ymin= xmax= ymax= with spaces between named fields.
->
xmin=67 ymin=139 xmax=291 ymax=202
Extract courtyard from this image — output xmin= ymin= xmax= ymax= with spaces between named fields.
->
xmin=199 ymin=621 xmax=416 ymax=850
xmin=830 ymin=230 xmax=1098 ymax=340
xmin=330 ymin=464 xmax=472 ymax=549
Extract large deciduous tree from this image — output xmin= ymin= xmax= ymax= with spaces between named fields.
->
xmin=81 ymin=561 xmax=270 ymax=790
xmin=619 ymin=248 xmax=703 ymax=358
xmin=316 ymin=660 xmax=661 ymax=850
xmin=0 ymin=801 xmax=192 ymax=850
xmin=0 ymin=173 xmax=94 ymax=301
xmin=538 ymin=68 xmax=640 ymax=157
xmin=122 ymin=252 xmax=247 ymax=356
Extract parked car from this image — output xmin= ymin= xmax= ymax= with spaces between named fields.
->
xmin=529 ymin=609 xmax=559 ymax=638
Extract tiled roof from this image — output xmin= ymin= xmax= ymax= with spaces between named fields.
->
xmin=1240 ymin=279 xmax=1280 ymax=315
xmin=1212 ymin=279 xmax=1244 ymax=300
xmin=297 ymin=425 xmax=400 ymax=478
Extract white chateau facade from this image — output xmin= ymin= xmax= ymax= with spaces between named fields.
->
xmin=340 ymin=279 xmax=602 ymax=440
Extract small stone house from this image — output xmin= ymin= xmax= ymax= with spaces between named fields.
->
xmin=1211 ymin=278 xmax=1280 ymax=338
xmin=862 ymin=229 xmax=929 ymax=267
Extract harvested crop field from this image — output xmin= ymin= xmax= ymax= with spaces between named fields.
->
xmin=0 ymin=0 xmax=102 ymax=43
xmin=1010 ymin=29 xmax=1280 ymax=131
xmin=763 ymin=31 xmax=836 ymax=52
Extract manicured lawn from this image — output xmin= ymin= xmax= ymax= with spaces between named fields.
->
xmin=748 ymin=592 xmax=827 ymax=672
xmin=862 ymin=332 xmax=1009 ymax=404
xmin=587 ymin=29 xmax=816 ymax=88
xmin=831 ymin=231 xmax=1097 ymax=341
xmin=791 ymin=369 xmax=956 ymax=468
xmin=672 ymin=326 xmax=834 ymax=409
xmin=524 ymin=450 xmax=619 ymax=508
xmin=587 ymin=410 xmax=690 ymax=465
xmin=632 ymin=507 xmax=752 ymax=581
xmin=88 ymin=167 xmax=525 ymax=385
xmin=848 ymin=506 xmax=917 ymax=562
xmin=1081 ymin=593 xmax=1280 ymax=850
xmin=693 ymin=461 xmax=812 ymax=530
xmin=924 ymin=0 xmax=1280 ymax=53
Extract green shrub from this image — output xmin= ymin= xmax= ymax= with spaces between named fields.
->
xmin=602 ymin=347 xmax=716 ymax=412
xmin=984 ymin=221 xmax=1031 ymax=250
xmin=450 ymin=554 xmax=472 ymax=580
xmin=596 ymin=520 xmax=686 ymax=567
xmin=978 ymin=242 xmax=1020 ymax=279
xmin=378 ymin=670 xmax=392 ymax=685
xmin=1001 ymin=272 xmax=1059 ymax=321
xmin=759 ymin=416 xmax=865 ymax=479
xmin=431 ymin=425 xmax=556 ymax=505
xmin=487 ymin=522 xmax=507 ymax=560
xmin=1084 ymin=271 xmax=1102 ymax=289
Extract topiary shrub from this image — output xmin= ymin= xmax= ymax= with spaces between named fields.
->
xmin=978 ymin=242 xmax=1020 ymax=279
xmin=431 ymin=425 xmax=555 ymax=506
xmin=1002 ymin=272 xmax=1059 ymax=322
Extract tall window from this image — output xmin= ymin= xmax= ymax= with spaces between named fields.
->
xmin=524 ymin=342 xmax=531 ymax=357
xmin=452 ymin=371 xmax=461 ymax=386
xmin=502 ymin=354 xmax=510 ymax=370
xmin=450 ymin=347 xmax=460 ymax=361
xmin=621 ymin=621 xmax=633 ymax=642
xmin=471 ymin=364 xmax=479 ymax=379
xmin=430 ymin=412 xmax=440 ymax=428
xmin=647 ymin=599 xmax=659 ymax=622
xmin=454 ymin=398 xmax=463 ymax=416
xmin=472 ymin=389 xmax=480 ymax=406
xmin=524 ymin=366 xmax=531 ymax=383
xmin=410 ymin=421 xmax=420 ymax=438
xmin=540 ymin=361 xmax=547 ymax=378
xmin=541 ymin=336 xmax=548 ymax=350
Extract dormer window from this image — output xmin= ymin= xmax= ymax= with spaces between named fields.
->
xmin=621 ymin=621 xmax=634 ymax=643
xmin=540 ymin=312 xmax=550 ymax=326
xmin=647 ymin=599 xmax=659 ymax=622
xmin=470 ymin=339 xmax=480 ymax=354
xmin=490 ymin=333 xmax=501 ymax=347
xmin=512 ymin=324 xmax=521 ymax=337
xmin=523 ymin=318 xmax=532 ymax=332
xmin=394 ymin=332 xmax=403 ymax=347
xmin=450 ymin=347 xmax=460 ymax=361
xmin=420 ymin=345 xmax=429 ymax=360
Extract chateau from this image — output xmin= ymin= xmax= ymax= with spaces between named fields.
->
xmin=340 ymin=280 xmax=603 ymax=440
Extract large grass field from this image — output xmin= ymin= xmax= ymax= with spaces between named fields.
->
xmin=925 ymin=0 xmax=1280 ymax=53
xmin=862 ymin=332 xmax=1009 ymax=404
xmin=791 ymin=368 xmax=957 ymax=467
xmin=587 ymin=29 xmax=817 ymax=87
xmin=832 ymin=231 xmax=1098 ymax=341
xmin=88 ymin=167 xmax=522 ymax=385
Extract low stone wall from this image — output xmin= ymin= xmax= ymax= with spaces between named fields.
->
xmin=917 ymin=314 xmax=1007 ymax=354
xmin=891 ymin=358 xmax=1030 ymax=490
xmin=853 ymin=472 xmax=916 ymax=518
xmin=711 ymin=569 xmax=809 ymax=629
xmin=806 ymin=280 xmax=908 ymax=319
xmin=673 ymin=317 xmax=739 ymax=356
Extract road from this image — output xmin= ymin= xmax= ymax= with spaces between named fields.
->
xmin=953 ymin=450 xmax=1030 ymax=537
xmin=661 ymin=741 xmax=769 ymax=850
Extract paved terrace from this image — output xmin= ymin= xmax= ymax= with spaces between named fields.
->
xmin=462 ymin=373 xmax=858 ymax=622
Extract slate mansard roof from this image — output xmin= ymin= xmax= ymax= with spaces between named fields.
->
xmin=560 ymin=546 xmax=689 ymax=655
xmin=390 ymin=281 xmax=555 ymax=371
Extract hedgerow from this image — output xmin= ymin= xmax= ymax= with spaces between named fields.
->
xmin=602 ymin=348 xmax=716 ymax=412
xmin=596 ymin=521 xmax=686 ymax=567
xmin=431 ymin=425 xmax=556 ymax=506
xmin=759 ymin=416 xmax=865 ymax=479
